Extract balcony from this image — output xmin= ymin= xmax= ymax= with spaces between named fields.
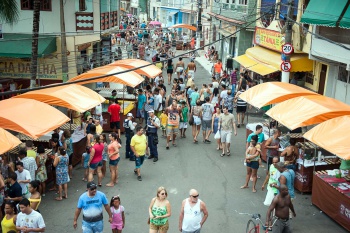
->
xmin=213 ymin=2 xmax=248 ymax=14
xmin=101 ymin=11 xmax=118 ymax=30
xmin=75 ymin=12 xmax=94 ymax=31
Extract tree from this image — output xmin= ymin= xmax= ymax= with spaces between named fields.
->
xmin=0 ymin=0 xmax=19 ymax=25
xmin=30 ymin=0 xmax=41 ymax=88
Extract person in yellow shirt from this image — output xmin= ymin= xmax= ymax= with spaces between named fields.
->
xmin=159 ymin=110 xmax=168 ymax=138
xmin=26 ymin=141 xmax=36 ymax=158
xmin=130 ymin=126 xmax=147 ymax=181
xmin=95 ymin=119 xmax=103 ymax=135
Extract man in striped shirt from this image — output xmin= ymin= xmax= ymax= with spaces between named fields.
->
xmin=234 ymin=85 xmax=247 ymax=128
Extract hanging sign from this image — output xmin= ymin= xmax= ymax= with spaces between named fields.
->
xmin=280 ymin=61 xmax=292 ymax=72
xmin=282 ymin=43 xmax=293 ymax=55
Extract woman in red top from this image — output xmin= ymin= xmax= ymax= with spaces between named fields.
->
xmin=106 ymin=133 xmax=122 ymax=187
xmin=87 ymin=135 xmax=104 ymax=186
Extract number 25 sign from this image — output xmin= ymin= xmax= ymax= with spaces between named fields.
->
xmin=282 ymin=43 xmax=293 ymax=55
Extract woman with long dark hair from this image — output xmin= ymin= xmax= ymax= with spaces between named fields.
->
xmin=28 ymin=180 xmax=41 ymax=210
xmin=1 ymin=200 xmax=17 ymax=233
xmin=106 ymin=133 xmax=122 ymax=187
xmin=49 ymin=137 xmax=60 ymax=191
xmin=166 ymin=59 xmax=174 ymax=85
xmin=88 ymin=135 xmax=104 ymax=186
xmin=53 ymin=148 xmax=69 ymax=200
xmin=36 ymin=145 xmax=47 ymax=196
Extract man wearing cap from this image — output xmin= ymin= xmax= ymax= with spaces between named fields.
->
xmin=146 ymin=110 xmax=160 ymax=162
xmin=73 ymin=182 xmax=112 ymax=233
xmin=123 ymin=113 xmax=137 ymax=161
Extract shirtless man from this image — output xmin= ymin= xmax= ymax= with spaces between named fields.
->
xmin=266 ymin=184 xmax=296 ymax=233
xmin=187 ymin=58 xmax=197 ymax=79
xmin=175 ymin=57 xmax=185 ymax=79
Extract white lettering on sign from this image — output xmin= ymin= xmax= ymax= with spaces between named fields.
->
xmin=295 ymin=172 xmax=307 ymax=183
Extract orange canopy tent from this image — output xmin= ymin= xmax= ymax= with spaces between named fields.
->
xmin=68 ymin=66 xmax=144 ymax=87
xmin=304 ymin=116 xmax=350 ymax=160
xmin=239 ymin=82 xmax=318 ymax=108
xmin=170 ymin=24 xmax=197 ymax=31
xmin=266 ymin=95 xmax=350 ymax=130
xmin=0 ymin=127 xmax=22 ymax=154
xmin=14 ymin=84 xmax=106 ymax=112
xmin=108 ymin=59 xmax=162 ymax=78
xmin=0 ymin=98 xmax=70 ymax=139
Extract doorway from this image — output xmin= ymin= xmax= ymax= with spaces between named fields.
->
xmin=318 ymin=64 xmax=327 ymax=95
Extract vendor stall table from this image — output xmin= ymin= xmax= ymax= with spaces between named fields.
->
xmin=312 ymin=171 xmax=350 ymax=232
xmin=295 ymin=158 xmax=340 ymax=193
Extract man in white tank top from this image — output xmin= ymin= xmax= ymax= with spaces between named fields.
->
xmin=179 ymin=189 xmax=209 ymax=233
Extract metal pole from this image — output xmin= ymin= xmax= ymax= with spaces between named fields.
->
xmin=281 ymin=0 xmax=294 ymax=83
xmin=195 ymin=0 xmax=202 ymax=50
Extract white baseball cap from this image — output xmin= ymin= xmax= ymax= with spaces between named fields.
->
xmin=127 ymin=113 xmax=134 ymax=118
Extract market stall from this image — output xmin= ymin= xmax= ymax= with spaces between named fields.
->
xmin=0 ymin=127 xmax=21 ymax=155
xmin=108 ymin=59 xmax=161 ymax=78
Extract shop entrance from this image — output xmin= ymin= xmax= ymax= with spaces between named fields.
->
xmin=318 ymin=64 xmax=327 ymax=95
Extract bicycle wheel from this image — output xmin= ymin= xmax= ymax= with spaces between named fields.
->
xmin=246 ymin=219 xmax=257 ymax=233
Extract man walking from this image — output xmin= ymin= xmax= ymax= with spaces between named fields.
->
xmin=16 ymin=198 xmax=46 ymax=232
xmin=179 ymin=189 xmax=209 ymax=233
xmin=146 ymin=110 xmax=160 ymax=162
xmin=166 ymin=100 xmax=180 ymax=149
xmin=266 ymin=184 xmax=296 ymax=233
xmin=130 ymin=126 xmax=147 ymax=181
xmin=187 ymin=59 xmax=197 ymax=79
xmin=73 ymin=182 xmax=112 ymax=233
xmin=213 ymin=59 xmax=223 ymax=79
xmin=153 ymin=88 xmax=163 ymax=118
xmin=219 ymin=106 xmax=237 ymax=156
xmin=15 ymin=161 xmax=31 ymax=199
xmin=264 ymin=129 xmax=281 ymax=169
xmin=123 ymin=113 xmax=136 ymax=161
xmin=262 ymin=156 xmax=280 ymax=206
xmin=136 ymin=89 xmax=146 ymax=125
xmin=108 ymin=98 xmax=122 ymax=138
xmin=201 ymin=97 xmax=214 ymax=143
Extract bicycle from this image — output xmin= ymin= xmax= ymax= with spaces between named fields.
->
xmin=246 ymin=213 xmax=277 ymax=233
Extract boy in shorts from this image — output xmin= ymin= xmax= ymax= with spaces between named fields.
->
xmin=81 ymin=147 xmax=90 ymax=182
xmin=179 ymin=101 xmax=189 ymax=138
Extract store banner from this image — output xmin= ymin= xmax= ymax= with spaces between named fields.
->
xmin=254 ymin=27 xmax=283 ymax=52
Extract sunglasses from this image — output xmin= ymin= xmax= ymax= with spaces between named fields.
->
xmin=159 ymin=192 xmax=166 ymax=195
xmin=191 ymin=194 xmax=199 ymax=198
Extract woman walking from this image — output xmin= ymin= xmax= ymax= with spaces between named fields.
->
xmin=166 ymin=59 xmax=174 ymax=85
xmin=36 ymin=145 xmax=47 ymax=196
xmin=88 ymin=135 xmax=104 ymax=185
xmin=53 ymin=148 xmax=70 ymax=200
xmin=241 ymin=136 xmax=260 ymax=193
xmin=1 ymin=200 xmax=17 ymax=233
xmin=106 ymin=133 xmax=122 ymax=187
xmin=62 ymin=130 xmax=74 ymax=178
xmin=211 ymin=106 xmax=222 ymax=150
xmin=110 ymin=196 xmax=125 ymax=233
xmin=149 ymin=187 xmax=171 ymax=233
xmin=190 ymin=100 xmax=202 ymax=143
xmin=28 ymin=180 xmax=41 ymax=211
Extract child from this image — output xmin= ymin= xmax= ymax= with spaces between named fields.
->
xmin=110 ymin=196 xmax=125 ymax=233
xmin=179 ymin=101 xmax=189 ymax=138
xmin=159 ymin=110 xmax=168 ymax=137
xmin=81 ymin=147 xmax=90 ymax=182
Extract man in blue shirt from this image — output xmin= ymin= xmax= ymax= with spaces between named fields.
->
xmin=136 ymin=89 xmax=146 ymax=125
xmin=73 ymin=182 xmax=112 ymax=233
xmin=140 ymin=21 xmax=146 ymax=29
xmin=246 ymin=124 xmax=264 ymax=149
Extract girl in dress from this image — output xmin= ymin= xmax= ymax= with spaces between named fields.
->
xmin=110 ymin=196 xmax=125 ymax=233
xmin=35 ymin=145 xmax=47 ymax=196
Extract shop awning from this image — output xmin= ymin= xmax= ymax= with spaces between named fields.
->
xmin=300 ymin=0 xmax=349 ymax=27
xmin=340 ymin=5 xmax=350 ymax=28
xmin=68 ymin=66 xmax=144 ymax=87
xmin=304 ymin=116 xmax=350 ymax=160
xmin=0 ymin=127 xmax=22 ymax=155
xmin=0 ymin=34 xmax=57 ymax=58
xmin=170 ymin=24 xmax=197 ymax=31
xmin=107 ymin=59 xmax=162 ymax=78
xmin=14 ymin=84 xmax=106 ymax=112
xmin=234 ymin=46 xmax=313 ymax=74
xmin=266 ymin=95 xmax=350 ymax=130
xmin=0 ymin=98 xmax=70 ymax=139
xmin=239 ymin=82 xmax=318 ymax=108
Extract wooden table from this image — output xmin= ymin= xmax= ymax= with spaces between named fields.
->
xmin=312 ymin=172 xmax=350 ymax=232
xmin=294 ymin=159 xmax=341 ymax=193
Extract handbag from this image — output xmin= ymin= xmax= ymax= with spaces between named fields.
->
xmin=214 ymin=130 xmax=221 ymax=139
xmin=189 ymin=113 xmax=194 ymax=126
xmin=147 ymin=197 xmax=157 ymax=225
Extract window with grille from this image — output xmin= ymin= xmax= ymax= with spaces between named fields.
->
xmin=338 ymin=66 xmax=350 ymax=83
xmin=21 ymin=0 xmax=52 ymax=11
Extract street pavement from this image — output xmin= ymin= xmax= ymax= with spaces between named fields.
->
xmin=40 ymin=52 xmax=347 ymax=233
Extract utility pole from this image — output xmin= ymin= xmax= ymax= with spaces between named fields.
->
xmin=60 ymin=0 xmax=69 ymax=81
xmin=281 ymin=0 xmax=294 ymax=83
xmin=195 ymin=0 xmax=203 ymax=50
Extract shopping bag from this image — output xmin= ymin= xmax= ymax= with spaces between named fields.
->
xmin=214 ymin=130 xmax=221 ymax=139
xmin=263 ymin=188 xmax=275 ymax=206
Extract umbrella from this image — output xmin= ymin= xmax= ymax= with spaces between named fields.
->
xmin=108 ymin=59 xmax=162 ymax=78
xmin=170 ymin=24 xmax=197 ymax=31
xmin=149 ymin=21 xmax=162 ymax=25
xmin=0 ymin=127 xmax=22 ymax=154
xmin=0 ymin=98 xmax=70 ymax=139
xmin=127 ymin=14 xmax=132 ymax=17
xmin=239 ymin=82 xmax=318 ymax=108
xmin=304 ymin=116 xmax=350 ymax=160
xmin=266 ymin=95 xmax=350 ymax=130
xmin=68 ymin=66 xmax=144 ymax=87
xmin=14 ymin=84 xmax=106 ymax=112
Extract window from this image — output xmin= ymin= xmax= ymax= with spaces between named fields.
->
xmin=338 ymin=66 xmax=350 ymax=83
xmin=21 ymin=0 xmax=52 ymax=11
xmin=305 ymin=72 xmax=314 ymax=85
xmin=238 ymin=0 xmax=247 ymax=5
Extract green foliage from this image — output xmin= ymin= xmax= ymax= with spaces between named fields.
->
xmin=0 ymin=0 xmax=19 ymax=25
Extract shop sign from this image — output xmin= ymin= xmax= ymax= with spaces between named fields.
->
xmin=254 ymin=27 xmax=283 ymax=52
xmin=0 ymin=59 xmax=62 ymax=80
xmin=282 ymin=43 xmax=293 ymax=55
xmin=280 ymin=61 xmax=292 ymax=72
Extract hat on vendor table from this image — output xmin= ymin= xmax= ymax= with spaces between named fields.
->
xmin=127 ymin=113 xmax=134 ymax=118
xmin=87 ymin=182 xmax=97 ymax=189
xmin=148 ymin=110 xmax=154 ymax=113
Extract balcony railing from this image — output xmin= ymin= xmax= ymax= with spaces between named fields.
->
xmin=76 ymin=12 xmax=94 ymax=31
xmin=214 ymin=2 xmax=248 ymax=14
xmin=101 ymin=11 xmax=118 ymax=30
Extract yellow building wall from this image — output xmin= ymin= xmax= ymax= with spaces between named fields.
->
xmin=305 ymin=61 xmax=328 ymax=92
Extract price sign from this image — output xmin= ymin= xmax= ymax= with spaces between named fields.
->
xmin=282 ymin=43 xmax=293 ymax=55
xmin=281 ymin=61 xmax=292 ymax=72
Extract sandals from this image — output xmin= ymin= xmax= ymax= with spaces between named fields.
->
xmin=227 ymin=151 xmax=231 ymax=156
xmin=55 ymin=197 xmax=62 ymax=201
xmin=166 ymin=146 xmax=169 ymax=150
xmin=221 ymin=153 xmax=225 ymax=157
xmin=172 ymin=143 xmax=177 ymax=147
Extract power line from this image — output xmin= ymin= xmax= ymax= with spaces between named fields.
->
xmin=0 ymin=8 xmax=275 ymax=96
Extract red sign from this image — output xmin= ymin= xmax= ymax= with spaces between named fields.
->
xmin=281 ymin=61 xmax=292 ymax=72
xmin=282 ymin=43 xmax=293 ymax=55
